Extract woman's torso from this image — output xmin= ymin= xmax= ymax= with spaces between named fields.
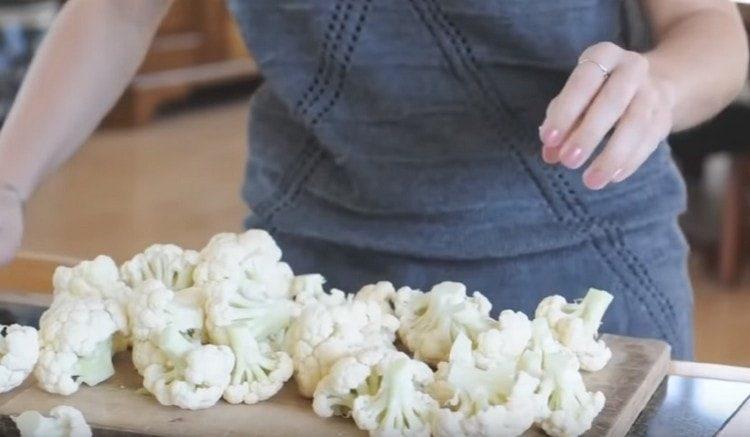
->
xmin=228 ymin=0 xmax=687 ymax=260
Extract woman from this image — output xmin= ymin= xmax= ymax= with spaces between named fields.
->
xmin=0 ymin=0 xmax=746 ymax=359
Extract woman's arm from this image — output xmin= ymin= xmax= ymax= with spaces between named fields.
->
xmin=0 ymin=0 xmax=172 ymax=264
xmin=644 ymin=0 xmax=748 ymax=130
xmin=539 ymin=0 xmax=748 ymax=189
xmin=0 ymin=0 xmax=173 ymax=200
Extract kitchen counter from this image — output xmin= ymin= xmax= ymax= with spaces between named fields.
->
xmin=629 ymin=361 xmax=750 ymax=436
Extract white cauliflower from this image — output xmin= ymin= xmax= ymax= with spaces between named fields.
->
xmin=142 ymin=325 xmax=235 ymax=410
xmin=290 ymin=274 xmax=347 ymax=307
xmin=0 ymin=324 xmax=39 ymax=393
xmin=193 ymin=229 xmax=294 ymax=300
xmin=126 ymin=279 xmax=205 ymax=376
xmin=12 ymin=405 xmax=92 ymax=437
xmin=219 ymin=329 xmax=293 ymax=404
xmin=204 ymin=279 xmax=297 ymax=404
xmin=535 ymin=289 xmax=614 ymax=371
xmin=120 ymin=244 xmax=199 ymax=290
xmin=355 ymin=281 xmax=397 ymax=315
xmin=127 ymin=279 xmax=204 ymax=344
xmin=351 ymin=352 xmax=438 ymax=437
xmin=35 ymin=298 xmax=120 ymax=395
xmin=536 ymin=350 xmax=605 ymax=437
xmin=429 ymin=334 xmax=544 ymax=437
xmin=131 ymin=339 xmax=167 ymax=376
xmin=395 ymin=282 xmax=496 ymax=365
xmin=204 ymin=279 xmax=297 ymax=340
xmin=312 ymin=348 xmax=388 ymax=418
xmin=51 ymin=256 xmax=131 ymax=336
xmin=285 ymin=298 xmax=399 ymax=398
xmin=473 ymin=310 xmax=532 ymax=369
xmin=519 ymin=318 xmax=562 ymax=380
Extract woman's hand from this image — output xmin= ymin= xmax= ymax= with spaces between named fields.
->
xmin=539 ymin=42 xmax=676 ymax=190
xmin=0 ymin=184 xmax=24 ymax=266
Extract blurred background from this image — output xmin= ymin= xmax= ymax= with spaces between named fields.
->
xmin=1 ymin=0 xmax=750 ymax=366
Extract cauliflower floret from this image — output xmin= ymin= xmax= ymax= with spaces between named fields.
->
xmin=285 ymin=298 xmax=399 ymax=398
xmin=536 ymin=350 xmax=605 ymax=437
xmin=432 ymin=374 xmax=543 ymax=437
xmin=35 ymin=298 xmax=120 ymax=395
xmin=351 ymin=352 xmax=438 ymax=437
xmin=120 ymin=244 xmax=199 ymax=290
xmin=355 ymin=281 xmax=397 ymax=315
xmin=143 ymin=326 xmax=235 ymax=410
xmin=312 ymin=348 xmax=388 ymax=418
xmin=219 ymin=328 xmax=293 ymax=404
xmin=12 ymin=405 xmax=92 ymax=437
xmin=395 ymin=282 xmax=496 ymax=365
xmin=473 ymin=310 xmax=532 ymax=369
xmin=0 ymin=324 xmax=39 ymax=393
xmin=35 ymin=342 xmax=114 ymax=397
xmin=131 ymin=340 xmax=167 ymax=376
xmin=535 ymin=289 xmax=614 ymax=371
xmin=518 ymin=318 xmax=563 ymax=380
xmin=126 ymin=279 xmax=205 ymax=376
xmin=290 ymin=274 xmax=347 ymax=307
xmin=203 ymin=280 xmax=297 ymax=404
xmin=127 ymin=279 xmax=204 ymax=343
xmin=193 ymin=230 xmax=294 ymax=300
xmin=51 ymin=256 xmax=131 ymax=335
xmin=429 ymin=334 xmax=544 ymax=437
xmin=204 ymin=279 xmax=297 ymax=341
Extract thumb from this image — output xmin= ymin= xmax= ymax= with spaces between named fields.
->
xmin=0 ymin=232 xmax=20 ymax=266
xmin=0 ymin=214 xmax=23 ymax=267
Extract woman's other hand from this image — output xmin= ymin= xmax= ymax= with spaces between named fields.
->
xmin=540 ymin=0 xmax=748 ymax=191
xmin=0 ymin=184 xmax=24 ymax=266
xmin=539 ymin=42 xmax=675 ymax=190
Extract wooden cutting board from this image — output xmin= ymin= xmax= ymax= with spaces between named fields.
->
xmin=0 ymin=334 xmax=669 ymax=437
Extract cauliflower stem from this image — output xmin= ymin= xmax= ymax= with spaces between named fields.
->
xmin=352 ymin=355 xmax=436 ymax=436
xmin=223 ymin=295 xmax=294 ymax=339
xmin=74 ymin=338 xmax=115 ymax=387
xmin=574 ymin=289 xmax=613 ymax=334
xmin=154 ymin=327 xmax=198 ymax=383
xmin=372 ymin=359 xmax=424 ymax=430
xmin=227 ymin=327 xmax=281 ymax=387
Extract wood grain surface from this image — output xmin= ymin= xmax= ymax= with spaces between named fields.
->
xmin=582 ymin=334 xmax=670 ymax=437
xmin=0 ymin=334 xmax=669 ymax=437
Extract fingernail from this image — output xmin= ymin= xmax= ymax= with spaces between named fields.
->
xmin=611 ymin=168 xmax=625 ymax=183
xmin=544 ymin=129 xmax=561 ymax=147
xmin=542 ymin=145 xmax=559 ymax=164
xmin=583 ymin=167 xmax=610 ymax=190
xmin=561 ymin=147 xmax=585 ymax=169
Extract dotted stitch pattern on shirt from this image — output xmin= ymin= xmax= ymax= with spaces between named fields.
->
xmin=263 ymin=0 xmax=373 ymax=229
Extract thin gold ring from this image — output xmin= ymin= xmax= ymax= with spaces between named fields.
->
xmin=578 ymin=58 xmax=610 ymax=78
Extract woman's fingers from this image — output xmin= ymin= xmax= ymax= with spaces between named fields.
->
xmin=582 ymin=88 xmax=668 ymax=189
xmin=541 ymin=144 xmax=562 ymax=164
xmin=557 ymin=52 xmax=649 ymax=169
xmin=539 ymin=42 xmax=623 ymax=150
xmin=612 ymin=108 xmax=672 ymax=184
xmin=541 ymin=41 xmax=675 ymax=188
xmin=542 ymin=118 xmax=581 ymax=164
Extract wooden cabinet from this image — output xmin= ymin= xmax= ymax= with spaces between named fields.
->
xmin=106 ymin=0 xmax=258 ymax=126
